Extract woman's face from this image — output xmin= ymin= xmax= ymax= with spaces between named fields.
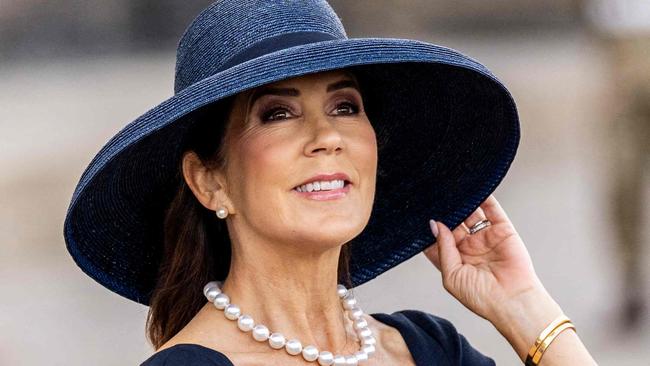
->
xmin=219 ymin=69 xmax=377 ymax=250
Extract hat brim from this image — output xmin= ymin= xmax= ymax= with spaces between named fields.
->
xmin=64 ymin=37 xmax=520 ymax=305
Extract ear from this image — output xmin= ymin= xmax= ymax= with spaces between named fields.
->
xmin=181 ymin=151 xmax=236 ymax=215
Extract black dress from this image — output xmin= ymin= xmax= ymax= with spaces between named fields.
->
xmin=140 ymin=309 xmax=496 ymax=365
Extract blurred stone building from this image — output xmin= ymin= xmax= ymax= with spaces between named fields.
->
xmin=1 ymin=0 xmax=583 ymax=61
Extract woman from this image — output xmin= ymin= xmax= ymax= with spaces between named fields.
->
xmin=63 ymin=1 xmax=597 ymax=365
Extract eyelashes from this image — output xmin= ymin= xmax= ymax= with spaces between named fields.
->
xmin=334 ymin=101 xmax=360 ymax=115
xmin=260 ymin=104 xmax=294 ymax=122
xmin=259 ymin=100 xmax=361 ymax=123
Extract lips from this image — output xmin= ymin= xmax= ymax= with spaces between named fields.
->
xmin=294 ymin=172 xmax=352 ymax=189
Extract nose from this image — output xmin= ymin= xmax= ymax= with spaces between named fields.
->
xmin=303 ymin=113 xmax=344 ymax=156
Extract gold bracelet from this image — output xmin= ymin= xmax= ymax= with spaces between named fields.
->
xmin=524 ymin=314 xmax=576 ymax=366
xmin=530 ymin=322 xmax=576 ymax=364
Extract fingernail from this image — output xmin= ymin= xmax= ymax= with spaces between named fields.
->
xmin=429 ymin=219 xmax=439 ymax=238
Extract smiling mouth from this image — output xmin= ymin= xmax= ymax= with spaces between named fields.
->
xmin=292 ymin=179 xmax=352 ymax=201
xmin=293 ymin=179 xmax=351 ymax=193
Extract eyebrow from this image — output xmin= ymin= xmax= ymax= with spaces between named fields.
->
xmin=247 ymin=78 xmax=360 ymax=109
xmin=326 ymin=79 xmax=359 ymax=93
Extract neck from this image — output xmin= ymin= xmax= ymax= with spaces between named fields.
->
xmin=219 ymin=233 xmax=358 ymax=354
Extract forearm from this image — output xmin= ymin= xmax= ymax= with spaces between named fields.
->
xmin=490 ymin=286 xmax=598 ymax=365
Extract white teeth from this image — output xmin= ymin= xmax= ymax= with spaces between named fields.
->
xmin=295 ymin=179 xmax=345 ymax=192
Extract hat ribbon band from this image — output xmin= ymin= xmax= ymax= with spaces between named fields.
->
xmin=218 ymin=31 xmax=340 ymax=72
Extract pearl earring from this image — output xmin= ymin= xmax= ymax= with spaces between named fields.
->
xmin=216 ymin=207 xmax=229 ymax=219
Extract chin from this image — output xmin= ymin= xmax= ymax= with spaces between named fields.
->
xmin=293 ymin=220 xmax=364 ymax=247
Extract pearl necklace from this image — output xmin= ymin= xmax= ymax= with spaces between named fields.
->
xmin=203 ymin=281 xmax=376 ymax=365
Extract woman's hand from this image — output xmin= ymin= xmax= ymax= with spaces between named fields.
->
xmin=422 ymin=194 xmax=546 ymax=322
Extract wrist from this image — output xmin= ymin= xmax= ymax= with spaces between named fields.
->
xmin=490 ymin=286 xmax=565 ymax=362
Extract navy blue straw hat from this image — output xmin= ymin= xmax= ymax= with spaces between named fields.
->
xmin=63 ymin=0 xmax=520 ymax=305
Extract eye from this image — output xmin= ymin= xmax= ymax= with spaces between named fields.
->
xmin=261 ymin=106 xmax=294 ymax=122
xmin=333 ymin=101 xmax=359 ymax=115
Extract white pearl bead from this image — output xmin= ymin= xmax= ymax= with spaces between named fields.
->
xmin=344 ymin=355 xmax=358 ymax=365
xmin=224 ymin=304 xmax=241 ymax=320
xmin=213 ymin=293 xmax=230 ymax=309
xmin=357 ymin=327 xmax=372 ymax=338
xmin=318 ymin=351 xmax=335 ymax=365
xmin=342 ymin=297 xmax=357 ymax=310
xmin=285 ymin=339 xmax=302 ymax=355
xmin=205 ymin=287 xmax=221 ymax=302
xmin=362 ymin=344 xmax=375 ymax=356
xmin=200 ymin=281 xmax=377 ymax=363
xmin=237 ymin=314 xmax=254 ymax=331
xmin=361 ymin=335 xmax=376 ymax=345
xmin=216 ymin=207 xmax=228 ymax=219
xmin=332 ymin=354 xmax=346 ymax=365
xmin=354 ymin=350 xmax=368 ymax=363
xmin=353 ymin=317 xmax=368 ymax=330
xmin=269 ymin=333 xmax=286 ymax=349
xmin=347 ymin=306 xmax=363 ymax=320
xmin=203 ymin=281 xmax=221 ymax=296
xmin=302 ymin=345 xmax=319 ymax=361
xmin=252 ymin=324 xmax=270 ymax=341
xmin=336 ymin=284 xmax=348 ymax=298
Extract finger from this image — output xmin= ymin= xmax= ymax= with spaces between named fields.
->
xmin=435 ymin=221 xmax=463 ymax=277
xmin=453 ymin=222 xmax=470 ymax=243
xmin=480 ymin=194 xmax=510 ymax=224
xmin=423 ymin=220 xmax=441 ymax=271
xmin=463 ymin=205 xmax=487 ymax=229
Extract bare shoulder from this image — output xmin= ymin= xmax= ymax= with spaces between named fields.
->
xmin=365 ymin=314 xmax=416 ymax=365
xmin=155 ymin=304 xmax=283 ymax=365
xmin=156 ymin=303 xmax=238 ymax=353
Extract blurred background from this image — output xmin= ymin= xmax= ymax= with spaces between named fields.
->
xmin=1 ymin=0 xmax=649 ymax=364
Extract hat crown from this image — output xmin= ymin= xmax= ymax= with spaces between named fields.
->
xmin=174 ymin=0 xmax=348 ymax=93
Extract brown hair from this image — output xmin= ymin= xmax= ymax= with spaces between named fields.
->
xmin=144 ymin=92 xmax=354 ymax=350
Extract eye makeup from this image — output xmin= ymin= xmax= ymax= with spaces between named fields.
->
xmin=251 ymin=81 xmax=364 ymax=124
xmin=257 ymin=100 xmax=300 ymax=123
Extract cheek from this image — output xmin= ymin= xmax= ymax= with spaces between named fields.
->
xmin=351 ymin=124 xmax=378 ymax=176
xmin=365 ymin=127 xmax=378 ymax=165
xmin=234 ymin=132 xmax=294 ymax=205
xmin=343 ymin=124 xmax=378 ymax=210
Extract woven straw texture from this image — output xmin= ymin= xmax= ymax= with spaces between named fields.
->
xmin=63 ymin=0 xmax=520 ymax=305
